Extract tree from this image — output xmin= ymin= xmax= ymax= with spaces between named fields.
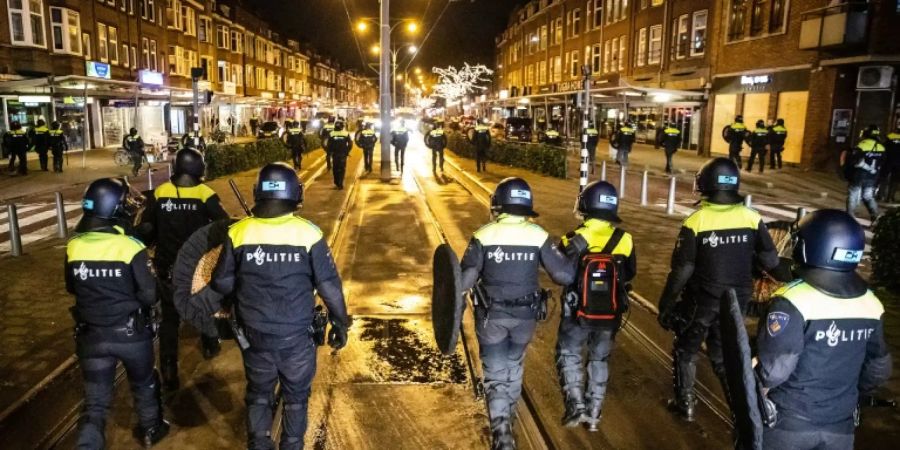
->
xmin=431 ymin=63 xmax=493 ymax=104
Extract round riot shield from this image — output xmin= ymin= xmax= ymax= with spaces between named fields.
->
xmin=432 ymin=243 xmax=464 ymax=356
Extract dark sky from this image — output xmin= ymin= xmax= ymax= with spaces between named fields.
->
xmin=248 ymin=0 xmax=526 ymax=73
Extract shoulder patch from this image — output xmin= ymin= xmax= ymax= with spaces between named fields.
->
xmin=767 ymin=311 xmax=790 ymax=337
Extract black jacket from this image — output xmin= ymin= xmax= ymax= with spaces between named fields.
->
xmin=425 ymin=129 xmax=447 ymax=151
xmin=283 ymin=127 xmax=306 ymax=150
xmin=355 ymin=129 xmax=377 ymax=149
xmin=391 ymin=129 xmax=410 ymax=149
xmin=327 ymin=130 xmax=352 ymax=157
xmin=745 ymin=127 xmax=770 ymax=150
xmin=123 ymin=134 xmax=145 ymax=153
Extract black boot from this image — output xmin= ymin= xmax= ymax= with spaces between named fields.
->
xmin=491 ymin=419 xmax=515 ymax=450
xmin=133 ymin=419 xmax=170 ymax=448
xmin=668 ymin=353 xmax=697 ymax=422
xmin=201 ymin=335 xmax=221 ymax=360
xmin=583 ymin=400 xmax=602 ymax=432
xmin=561 ymin=389 xmax=586 ymax=427
xmin=160 ymin=357 xmax=180 ymax=392
xmin=667 ymin=393 xmax=696 ymax=422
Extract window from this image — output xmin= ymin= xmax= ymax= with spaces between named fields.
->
xmin=131 ymin=45 xmax=137 ymax=70
xmin=567 ymin=9 xmax=581 ymax=37
xmin=200 ymin=57 xmax=212 ymax=81
xmin=97 ymin=24 xmax=108 ymax=62
xmin=592 ymin=0 xmax=602 ymax=28
xmin=166 ymin=0 xmax=183 ymax=30
xmin=636 ymin=27 xmax=646 ymax=67
xmin=606 ymin=0 xmax=628 ymax=24
xmin=769 ymin=0 xmax=785 ymax=32
xmin=141 ymin=0 xmax=156 ymax=23
xmin=142 ymin=37 xmax=149 ymax=68
xmin=676 ymin=14 xmax=689 ymax=59
xmin=525 ymin=64 xmax=534 ymax=87
xmin=648 ymin=25 xmax=662 ymax=64
xmin=691 ymin=10 xmax=707 ymax=56
xmin=552 ymin=55 xmax=561 ymax=81
xmin=728 ymin=0 xmax=747 ymax=41
xmin=50 ymin=7 xmax=81 ymax=55
xmin=149 ymin=39 xmax=157 ymax=71
xmin=570 ymin=50 xmax=580 ymax=77
xmin=217 ymin=25 xmax=229 ymax=49
xmin=83 ymin=33 xmax=91 ymax=59
xmin=108 ymin=26 xmax=118 ymax=64
xmin=8 ymin=0 xmax=46 ymax=47
xmin=540 ymin=25 xmax=547 ymax=50
xmin=618 ymin=35 xmax=626 ymax=70
xmin=218 ymin=60 xmax=230 ymax=83
xmin=750 ymin=0 xmax=765 ymax=36
xmin=609 ymin=37 xmax=618 ymax=72
xmin=245 ymin=64 xmax=254 ymax=88
xmin=592 ymin=43 xmax=601 ymax=73
xmin=183 ymin=6 xmax=195 ymax=36
xmin=539 ymin=60 xmax=547 ymax=84
xmin=122 ymin=43 xmax=129 ymax=68
xmin=603 ymin=40 xmax=611 ymax=73
xmin=198 ymin=17 xmax=211 ymax=42
xmin=554 ymin=17 xmax=563 ymax=43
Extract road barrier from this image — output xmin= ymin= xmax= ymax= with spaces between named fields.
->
xmin=7 ymin=204 xmax=22 ymax=256
xmin=54 ymin=193 xmax=67 ymax=239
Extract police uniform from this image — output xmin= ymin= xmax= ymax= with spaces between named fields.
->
xmin=658 ymin=126 xmax=682 ymax=174
xmin=469 ymin=124 xmax=492 ymax=172
xmin=391 ymin=126 xmax=410 ymax=172
xmin=723 ymin=121 xmax=748 ymax=168
xmin=845 ymin=136 xmax=885 ymax=220
xmin=586 ymin=126 xmax=599 ymax=171
xmin=877 ymin=130 xmax=900 ymax=203
xmin=49 ymin=127 xmax=68 ymax=173
xmin=327 ymin=128 xmax=352 ymax=189
xmin=354 ymin=127 xmax=377 ymax=172
xmin=123 ymin=133 xmax=145 ymax=176
xmin=29 ymin=123 xmax=51 ymax=171
xmin=284 ymin=125 xmax=307 ymax=170
xmin=745 ymin=123 xmax=770 ymax=173
xmin=611 ymin=124 xmax=635 ymax=166
xmin=181 ymin=131 xmax=205 ymax=150
xmin=320 ymin=122 xmax=336 ymax=170
xmin=4 ymin=127 xmax=29 ymax=175
xmin=543 ymin=129 xmax=562 ymax=146
xmin=425 ymin=127 xmax=448 ymax=172
xmin=768 ymin=122 xmax=788 ymax=170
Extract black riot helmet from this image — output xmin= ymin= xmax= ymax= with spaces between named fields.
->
xmin=37 ymin=119 xmax=46 ymax=127
xmin=756 ymin=119 xmax=766 ymax=128
xmin=695 ymin=157 xmax=744 ymax=204
xmin=734 ymin=115 xmax=744 ymax=123
xmin=10 ymin=121 xmax=21 ymax=130
xmin=334 ymin=121 xmax=345 ymax=131
xmin=577 ymin=181 xmax=621 ymax=223
xmin=861 ymin=124 xmax=881 ymax=140
xmin=793 ymin=209 xmax=865 ymax=273
xmin=491 ymin=177 xmax=538 ymax=217
xmin=253 ymin=163 xmax=303 ymax=217
xmin=51 ymin=121 xmax=61 ymax=130
xmin=776 ymin=118 xmax=785 ymax=126
xmin=81 ymin=178 xmax=127 ymax=219
xmin=129 ymin=127 xmax=138 ymax=136
xmin=172 ymin=148 xmax=206 ymax=186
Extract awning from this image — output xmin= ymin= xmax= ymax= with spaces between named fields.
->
xmin=0 ymin=75 xmax=192 ymax=101
xmin=481 ymin=80 xmax=706 ymax=107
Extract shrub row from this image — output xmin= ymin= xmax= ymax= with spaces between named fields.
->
xmin=446 ymin=131 xmax=567 ymax=178
xmin=872 ymin=206 xmax=900 ymax=293
xmin=204 ymin=134 xmax=322 ymax=180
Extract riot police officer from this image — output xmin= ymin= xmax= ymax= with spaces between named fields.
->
xmin=66 ymin=178 xmax=169 ymax=448
xmin=844 ymin=124 xmax=885 ymax=221
xmin=425 ymin=121 xmax=448 ymax=173
xmin=657 ymin=157 xmax=779 ymax=421
xmin=123 ymin=128 xmax=145 ymax=177
xmin=610 ymin=121 xmax=635 ymax=167
xmin=4 ymin=121 xmax=30 ymax=175
xmin=757 ymin=209 xmax=891 ymax=450
xmin=328 ymin=121 xmax=352 ymax=189
xmin=657 ymin=122 xmax=682 ymax=175
xmin=556 ymin=181 xmax=635 ymax=431
xmin=469 ymin=120 xmax=492 ymax=173
xmin=391 ymin=120 xmax=410 ymax=173
xmin=138 ymin=148 xmax=229 ymax=391
xmin=48 ymin=121 xmax=68 ymax=173
xmin=586 ymin=123 xmax=599 ymax=174
xmin=460 ymin=177 xmax=574 ymax=449
xmin=29 ymin=119 xmax=51 ymax=171
xmin=354 ymin=122 xmax=378 ymax=173
xmin=181 ymin=129 xmax=206 ymax=152
xmin=723 ymin=115 xmax=748 ymax=168
xmin=211 ymin=163 xmax=350 ymax=450
xmin=768 ymin=118 xmax=788 ymax=170
xmin=320 ymin=118 xmax=336 ymax=171
xmin=877 ymin=124 xmax=899 ymax=203
xmin=745 ymin=119 xmax=770 ymax=173
xmin=283 ymin=120 xmax=307 ymax=170
xmin=541 ymin=128 xmax=562 ymax=146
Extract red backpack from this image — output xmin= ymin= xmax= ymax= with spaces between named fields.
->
xmin=575 ymin=228 xmax=628 ymax=329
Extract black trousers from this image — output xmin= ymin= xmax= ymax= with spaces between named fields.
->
xmin=8 ymin=148 xmax=27 ymax=174
xmin=242 ymin=336 xmax=317 ymax=450
xmin=130 ymin=151 xmax=143 ymax=175
xmin=664 ymin=147 xmax=677 ymax=173
xmin=747 ymin=147 xmax=767 ymax=173
xmin=52 ymin=148 xmax=64 ymax=172
xmin=394 ymin=146 xmax=406 ymax=171
xmin=769 ymin=147 xmax=783 ymax=169
xmin=332 ymin=153 xmax=348 ymax=188
xmin=158 ymin=279 xmax=217 ymax=364
xmin=728 ymin=147 xmax=742 ymax=170
xmin=325 ymin=149 xmax=332 ymax=171
xmin=290 ymin=146 xmax=303 ymax=170
xmin=76 ymin=330 xmax=160 ymax=449
xmin=476 ymin=148 xmax=488 ymax=172
xmin=36 ymin=147 xmax=49 ymax=171
xmin=432 ymin=148 xmax=445 ymax=171
xmin=362 ymin=146 xmax=374 ymax=172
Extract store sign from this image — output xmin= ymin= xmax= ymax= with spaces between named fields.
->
xmin=139 ymin=70 xmax=164 ymax=86
xmin=558 ymin=80 xmax=582 ymax=92
xmin=740 ymin=75 xmax=771 ymax=86
xmin=223 ymin=81 xmax=236 ymax=95
xmin=86 ymin=61 xmax=111 ymax=79
xmin=17 ymin=95 xmax=51 ymax=103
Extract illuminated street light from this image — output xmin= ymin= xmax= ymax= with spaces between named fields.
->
xmin=356 ymin=21 xmax=368 ymax=32
xmin=414 ymin=67 xmax=422 ymax=75
xmin=370 ymin=44 xmax=380 ymax=54
xmin=408 ymin=45 xmax=418 ymax=54
xmin=396 ymin=74 xmax=404 ymax=81
xmin=407 ymin=22 xmax=418 ymax=33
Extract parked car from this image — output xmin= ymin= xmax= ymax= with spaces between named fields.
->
xmin=504 ymin=117 xmax=533 ymax=142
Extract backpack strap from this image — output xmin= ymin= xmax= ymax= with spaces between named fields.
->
xmin=598 ymin=228 xmax=625 ymax=255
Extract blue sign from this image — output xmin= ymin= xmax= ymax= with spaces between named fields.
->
xmin=718 ymin=175 xmax=738 ymax=185
xmin=139 ymin=70 xmax=164 ymax=86
xmin=86 ymin=61 xmax=111 ymax=79
xmin=261 ymin=181 xmax=286 ymax=192
xmin=833 ymin=248 xmax=864 ymax=263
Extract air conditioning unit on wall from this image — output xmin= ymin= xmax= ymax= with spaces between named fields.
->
xmin=857 ymin=66 xmax=894 ymax=90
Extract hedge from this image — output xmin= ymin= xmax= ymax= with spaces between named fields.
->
xmin=204 ymin=134 xmax=322 ymax=180
xmin=446 ymin=131 xmax=567 ymax=178
xmin=871 ymin=206 xmax=900 ymax=293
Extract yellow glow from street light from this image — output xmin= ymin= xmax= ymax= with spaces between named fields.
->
xmin=408 ymin=45 xmax=418 ymax=54
xmin=356 ymin=21 xmax=368 ymax=32
xmin=370 ymin=45 xmax=380 ymax=54
xmin=396 ymin=74 xmax=404 ymax=81
xmin=407 ymin=22 xmax=419 ymax=33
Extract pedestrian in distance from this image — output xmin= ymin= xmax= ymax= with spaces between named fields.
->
xmin=556 ymin=181 xmax=635 ymax=432
xmin=283 ymin=120 xmax=307 ymax=171
xmin=320 ymin=117 xmax=336 ymax=172
xmin=460 ymin=177 xmax=574 ymax=450
xmin=211 ymin=163 xmax=350 ymax=450
xmin=67 ymin=178 xmax=170 ymax=449
xmin=425 ymin=120 xmax=448 ymax=173
xmin=469 ymin=119 xmax=492 ymax=173
xmin=657 ymin=121 xmax=682 ymax=175
xmin=757 ymin=209 xmax=891 ymax=450
xmin=4 ymin=121 xmax=30 ymax=175
xmin=29 ymin=119 xmax=51 ymax=171
xmin=657 ymin=157 xmax=779 ymax=422
xmin=876 ymin=124 xmax=900 ymax=203
xmin=136 ymin=148 xmax=230 ymax=392
xmin=328 ymin=121 xmax=352 ymax=190
xmin=48 ymin=121 xmax=68 ymax=173
xmin=610 ymin=121 xmax=636 ymax=167
xmin=768 ymin=118 xmax=788 ymax=170
xmin=249 ymin=114 xmax=260 ymax=137
xmin=745 ymin=119 xmax=770 ymax=174
xmin=123 ymin=128 xmax=146 ymax=177
xmin=585 ymin=123 xmax=599 ymax=174
xmin=723 ymin=115 xmax=748 ymax=169
xmin=354 ymin=122 xmax=378 ymax=173
xmin=391 ymin=119 xmax=410 ymax=173
xmin=843 ymin=124 xmax=885 ymax=221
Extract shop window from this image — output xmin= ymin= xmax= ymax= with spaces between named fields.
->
xmin=592 ymin=43 xmax=602 ymax=73
xmin=50 ymin=7 xmax=81 ymax=55
xmin=97 ymin=24 xmax=108 ymax=62
xmin=676 ymin=14 xmax=689 ymax=59
xmin=769 ymin=0 xmax=785 ymax=33
xmin=691 ymin=10 xmax=707 ymax=56
xmin=728 ymin=0 xmax=747 ymax=41
xmin=750 ymin=0 xmax=765 ymax=36
xmin=108 ymin=26 xmax=118 ymax=65
xmin=618 ymin=35 xmax=626 ymax=71
xmin=8 ymin=0 xmax=46 ymax=47
xmin=636 ymin=27 xmax=646 ymax=67
xmin=648 ymin=25 xmax=662 ymax=65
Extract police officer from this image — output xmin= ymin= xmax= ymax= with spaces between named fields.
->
xmin=320 ymin=117 xmax=336 ymax=171
xmin=768 ymin=118 xmax=788 ymax=170
xmin=610 ymin=121 xmax=635 ymax=167
xmin=391 ymin=120 xmax=410 ymax=173
xmin=757 ymin=209 xmax=891 ymax=450
xmin=556 ymin=181 xmax=635 ymax=431
xmin=469 ymin=119 xmax=492 ymax=173
xmin=29 ymin=119 xmax=51 ymax=171
xmin=181 ymin=128 xmax=205 ymax=152
xmin=541 ymin=128 xmax=562 ymax=146
xmin=211 ymin=163 xmax=350 ymax=450
xmin=877 ymin=124 xmax=899 ymax=203
xmin=657 ymin=122 xmax=682 ymax=175
xmin=354 ymin=122 xmax=378 ymax=173
xmin=67 ymin=178 xmax=169 ymax=448
xmin=48 ymin=121 xmax=68 ymax=173
xmin=249 ymin=113 xmax=260 ymax=137
xmin=460 ymin=177 xmax=574 ymax=449
xmin=4 ymin=121 xmax=30 ymax=175
xmin=844 ymin=124 xmax=885 ymax=221
xmin=723 ymin=115 xmax=748 ymax=168
xmin=586 ymin=123 xmax=599 ymax=174
xmin=745 ymin=119 xmax=770 ymax=173
xmin=657 ymin=157 xmax=779 ymax=421
xmin=328 ymin=121 xmax=352 ymax=189
xmin=283 ymin=120 xmax=307 ymax=170
xmin=123 ymin=128 xmax=145 ymax=177
xmin=138 ymin=148 xmax=229 ymax=391
xmin=425 ymin=121 xmax=448 ymax=173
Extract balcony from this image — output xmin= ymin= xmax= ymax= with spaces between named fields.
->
xmin=799 ymin=2 xmax=868 ymax=50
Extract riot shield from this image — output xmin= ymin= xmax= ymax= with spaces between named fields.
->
xmin=720 ymin=289 xmax=763 ymax=450
xmin=432 ymin=243 xmax=465 ymax=355
xmin=172 ymin=218 xmax=236 ymax=334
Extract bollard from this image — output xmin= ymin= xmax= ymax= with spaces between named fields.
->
xmin=147 ymin=164 xmax=154 ymax=190
xmin=744 ymin=194 xmax=752 ymax=208
xmin=618 ymin=166 xmax=626 ymax=199
xmin=600 ymin=160 xmax=607 ymax=181
xmin=54 ymin=192 xmax=67 ymax=239
xmin=666 ymin=177 xmax=676 ymax=215
xmin=640 ymin=171 xmax=649 ymax=206
xmin=796 ymin=207 xmax=807 ymax=222
xmin=7 ymin=204 xmax=23 ymax=256
xmin=167 ymin=161 xmax=172 ymax=179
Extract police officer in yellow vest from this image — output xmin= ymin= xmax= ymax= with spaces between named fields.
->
xmin=768 ymin=118 xmax=788 ymax=170
xmin=844 ymin=125 xmax=885 ymax=221
xmin=49 ymin=121 xmax=68 ymax=173
xmin=67 ymin=178 xmax=169 ymax=448
xmin=586 ymin=123 xmax=600 ymax=173
xmin=391 ymin=119 xmax=411 ymax=173
xmin=877 ymin=124 xmax=900 ymax=203
xmin=469 ymin=119 xmax=492 ymax=172
xmin=757 ymin=209 xmax=891 ymax=450
xmin=354 ymin=122 xmax=378 ymax=173
xmin=610 ymin=121 xmax=636 ymax=167
xmin=138 ymin=148 xmax=229 ymax=391
xmin=425 ymin=121 xmax=448 ymax=173
xmin=328 ymin=121 xmax=352 ymax=189
xmin=542 ymin=128 xmax=562 ymax=146
xmin=211 ymin=163 xmax=349 ymax=450
xmin=460 ymin=177 xmax=574 ymax=450
xmin=320 ymin=118 xmax=336 ymax=171
xmin=283 ymin=120 xmax=307 ymax=170
xmin=745 ymin=119 xmax=771 ymax=173
xmin=723 ymin=115 xmax=748 ymax=168
xmin=180 ymin=129 xmax=205 ymax=151
xmin=4 ymin=121 xmax=30 ymax=175
xmin=657 ymin=122 xmax=682 ymax=174
xmin=657 ymin=158 xmax=779 ymax=421
xmin=28 ymin=119 xmax=51 ymax=171
xmin=556 ymin=181 xmax=636 ymax=431
xmin=123 ymin=128 xmax=145 ymax=176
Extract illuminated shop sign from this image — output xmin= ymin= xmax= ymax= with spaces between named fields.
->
xmin=86 ymin=61 xmax=111 ymax=79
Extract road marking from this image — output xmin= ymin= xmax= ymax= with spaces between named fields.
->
xmin=0 ymin=204 xmax=80 ymax=234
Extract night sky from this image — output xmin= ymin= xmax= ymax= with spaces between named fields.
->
xmin=248 ymin=0 xmax=526 ymax=73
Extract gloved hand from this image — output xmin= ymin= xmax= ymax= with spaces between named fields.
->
xmin=657 ymin=296 xmax=678 ymax=331
xmin=770 ymin=257 xmax=794 ymax=283
xmin=328 ymin=319 xmax=349 ymax=350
